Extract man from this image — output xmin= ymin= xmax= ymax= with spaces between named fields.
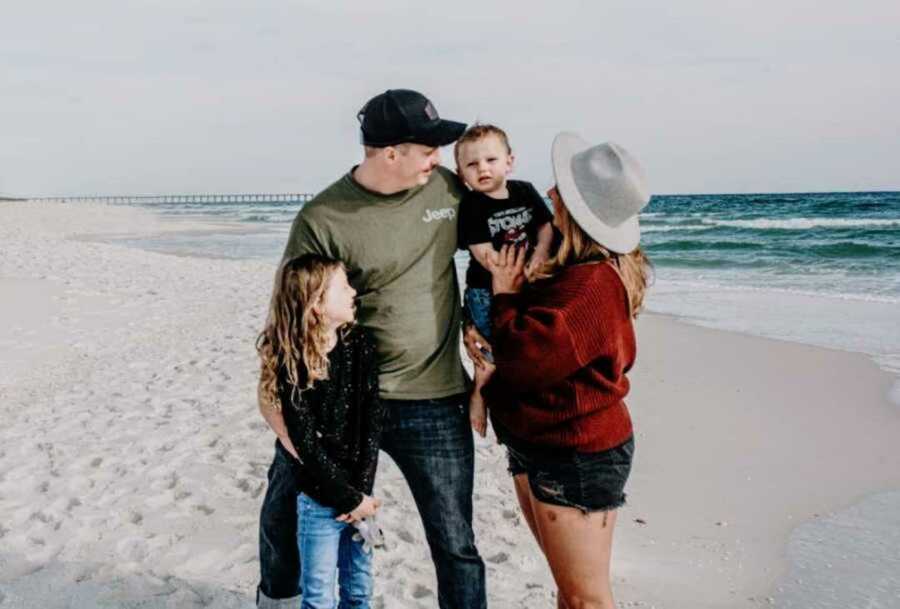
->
xmin=258 ymin=89 xmax=486 ymax=609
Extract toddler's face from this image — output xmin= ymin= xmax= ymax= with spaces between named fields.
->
xmin=456 ymin=134 xmax=513 ymax=196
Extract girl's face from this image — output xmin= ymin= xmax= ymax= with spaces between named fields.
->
xmin=319 ymin=266 xmax=357 ymax=327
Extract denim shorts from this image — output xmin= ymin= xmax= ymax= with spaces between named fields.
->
xmin=506 ymin=437 xmax=634 ymax=514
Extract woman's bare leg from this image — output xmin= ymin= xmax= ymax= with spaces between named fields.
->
xmin=514 ymin=475 xmax=569 ymax=609
xmin=528 ymin=487 xmax=618 ymax=609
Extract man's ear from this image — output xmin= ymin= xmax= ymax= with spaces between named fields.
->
xmin=384 ymin=146 xmax=398 ymax=162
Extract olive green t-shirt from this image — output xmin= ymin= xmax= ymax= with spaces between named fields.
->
xmin=282 ymin=166 xmax=467 ymax=400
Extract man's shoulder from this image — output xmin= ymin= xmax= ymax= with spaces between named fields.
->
xmin=301 ymin=173 xmax=357 ymax=215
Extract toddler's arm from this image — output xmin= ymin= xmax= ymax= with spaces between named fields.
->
xmin=526 ymin=222 xmax=554 ymax=278
xmin=468 ymin=242 xmax=495 ymax=269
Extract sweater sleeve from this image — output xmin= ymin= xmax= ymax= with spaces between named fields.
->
xmin=353 ymin=331 xmax=384 ymax=494
xmin=487 ymin=264 xmax=632 ymax=398
xmin=486 ymin=292 xmax=584 ymax=395
xmin=281 ymin=384 xmax=363 ymax=515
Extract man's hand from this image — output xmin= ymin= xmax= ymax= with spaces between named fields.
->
xmin=278 ymin=436 xmax=300 ymax=461
xmin=336 ymin=495 xmax=382 ymax=523
xmin=463 ymin=322 xmax=493 ymax=371
xmin=487 ymin=244 xmax=527 ymax=295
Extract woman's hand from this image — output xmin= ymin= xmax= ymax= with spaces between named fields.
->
xmin=487 ymin=244 xmax=527 ymax=295
xmin=336 ymin=494 xmax=381 ymax=523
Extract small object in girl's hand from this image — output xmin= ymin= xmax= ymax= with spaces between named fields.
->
xmin=475 ymin=341 xmax=495 ymax=364
xmin=351 ymin=515 xmax=385 ymax=553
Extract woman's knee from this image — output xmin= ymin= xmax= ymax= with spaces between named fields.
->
xmin=557 ymin=590 xmax=614 ymax=609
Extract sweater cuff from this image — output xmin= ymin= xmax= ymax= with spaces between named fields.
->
xmin=333 ymin=488 xmax=364 ymax=516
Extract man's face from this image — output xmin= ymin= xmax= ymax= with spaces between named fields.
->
xmin=392 ymin=143 xmax=441 ymax=188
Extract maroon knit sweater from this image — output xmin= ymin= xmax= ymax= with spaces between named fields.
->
xmin=484 ymin=261 xmax=635 ymax=453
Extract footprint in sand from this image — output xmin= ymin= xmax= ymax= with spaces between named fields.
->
xmin=487 ymin=552 xmax=509 ymax=564
xmin=411 ymin=584 xmax=433 ymax=599
xmin=396 ymin=528 xmax=415 ymax=544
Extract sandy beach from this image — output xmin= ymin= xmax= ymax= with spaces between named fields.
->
xmin=1 ymin=201 xmax=898 ymax=608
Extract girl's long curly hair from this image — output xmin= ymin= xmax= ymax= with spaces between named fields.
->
xmin=536 ymin=194 xmax=653 ymax=318
xmin=256 ymin=254 xmax=346 ymax=411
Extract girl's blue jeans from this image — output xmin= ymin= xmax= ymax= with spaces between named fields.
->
xmin=297 ymin=493 xmax=372 ymax=609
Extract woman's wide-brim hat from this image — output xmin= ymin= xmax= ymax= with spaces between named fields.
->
xmin=551 ymin=132 xmax=650 ymax=254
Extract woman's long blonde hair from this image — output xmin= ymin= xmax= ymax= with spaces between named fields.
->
xmin=537 ymin=193 xmax=653 ymax=318
xmin=256 ymin=254 xmax=346 ymax=411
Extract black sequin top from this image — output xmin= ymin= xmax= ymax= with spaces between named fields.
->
xmin=278 ymin=326 xmax=383 ymax=514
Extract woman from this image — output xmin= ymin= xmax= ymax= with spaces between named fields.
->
xmin=482 ymin=133 xmax=652 ymax=609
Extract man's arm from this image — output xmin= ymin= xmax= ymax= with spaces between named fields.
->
xmin=257 ymin=382 xmax=299 ymax=460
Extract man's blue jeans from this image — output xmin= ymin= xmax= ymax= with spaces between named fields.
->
xmin=380 ymin=395 xmax=487 ymax=609
xmin=297 ymin=493 xmax=372 ymax=609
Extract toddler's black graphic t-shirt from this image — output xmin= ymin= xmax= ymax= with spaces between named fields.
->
xmin=458 ymin=180 xmax=553 ymax=290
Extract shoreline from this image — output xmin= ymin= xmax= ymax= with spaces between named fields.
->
xmin=2 ymin=201 xmax=899 ymax=608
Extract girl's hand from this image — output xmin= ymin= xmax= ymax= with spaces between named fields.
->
xmin=336 ymin=494 xmax=381 ymax=523
xmin=487 ymin=244 xmax=527 ymax=295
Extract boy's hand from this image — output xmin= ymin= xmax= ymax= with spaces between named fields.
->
xmin=337 ymin=494 xmax=381 ymax=523
xmin=525 ymin=250 xmax=548 ymax=281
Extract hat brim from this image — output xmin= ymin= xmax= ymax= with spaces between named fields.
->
xmin=413 ymin=119 xmax=467 ymax=147
xmin=362 ymin=120 xmax=467 ymax=148
xmin=551 ymin=132 xmax=641 ymax=254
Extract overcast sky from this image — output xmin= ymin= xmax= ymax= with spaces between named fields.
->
xmin=2 ymin=0 xmax=899 ymax=196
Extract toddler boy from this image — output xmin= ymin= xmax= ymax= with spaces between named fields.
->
xmin=455 ymin=124 xmax=553 ymax=436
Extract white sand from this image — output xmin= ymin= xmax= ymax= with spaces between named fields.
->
xmin=1 ymin=201 xmax=898 ymax=608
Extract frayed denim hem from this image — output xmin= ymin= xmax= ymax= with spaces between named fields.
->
xmin=257 ymin=586 xmax=301 ymax=609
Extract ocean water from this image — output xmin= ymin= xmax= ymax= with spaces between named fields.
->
xmin=639 ymin=191 xmax=900 ymax=389
xmin=85 ymin=190 xmax=900 ymax=607
xmin=112 ymin=191 xmax=900 ymax=379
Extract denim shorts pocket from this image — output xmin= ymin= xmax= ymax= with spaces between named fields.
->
xmin=528 ymin=462 xmax=590 ymax=513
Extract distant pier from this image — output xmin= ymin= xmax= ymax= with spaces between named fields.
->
xmin=25 ymin=193 xmax=314 ymax=204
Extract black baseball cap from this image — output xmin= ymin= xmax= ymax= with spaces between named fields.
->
xmin=357 ymin=89 xmax=466 ymax=148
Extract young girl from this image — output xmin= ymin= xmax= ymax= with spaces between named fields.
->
xmin=256 ymin=254 xmax=384 ymax=609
